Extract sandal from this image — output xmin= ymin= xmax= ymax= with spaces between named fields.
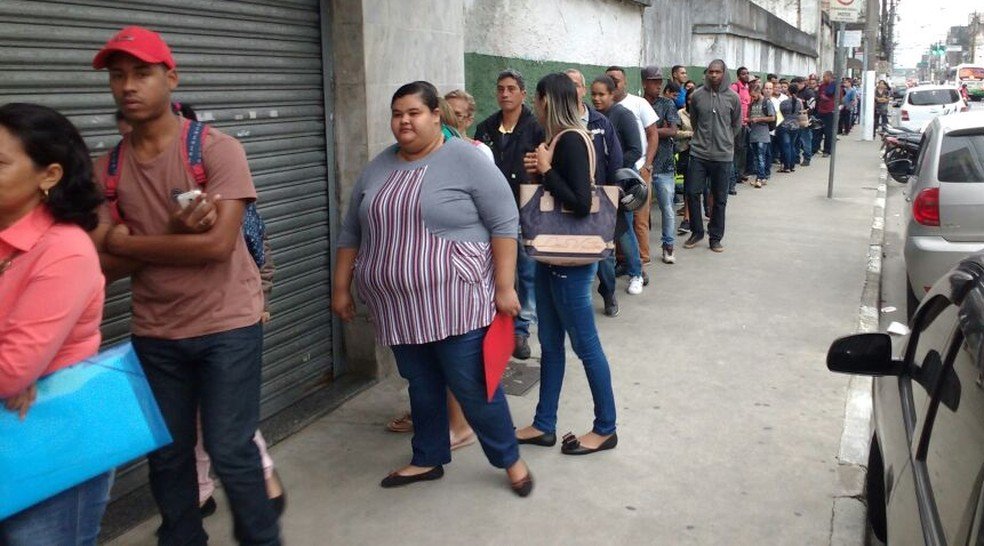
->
xmin=386 ymin=411 xmax=413 ymax=433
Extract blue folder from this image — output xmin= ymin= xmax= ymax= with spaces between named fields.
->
xmin=0 ymin=342 xmax=172 ymax=520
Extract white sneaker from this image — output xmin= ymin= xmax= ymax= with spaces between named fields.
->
xmin=662 ymin=247 xmax=676 ymax=264
xmin=627 ymin=276 xmax=644 ymax=295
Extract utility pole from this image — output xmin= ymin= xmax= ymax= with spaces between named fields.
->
xmin=828 ymin=22 xmax=847 ymax=199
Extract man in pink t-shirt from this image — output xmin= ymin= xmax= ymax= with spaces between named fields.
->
xmin=88 ymin=27 xmax=280 ymax=545
xmin=729 ymin=66 xmax=752 ymax=192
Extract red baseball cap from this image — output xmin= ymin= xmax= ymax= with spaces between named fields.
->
xmin=92 ymin=26 xmax=176 ymax=70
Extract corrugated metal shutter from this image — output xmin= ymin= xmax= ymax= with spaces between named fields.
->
xmin=0 ymin=1 xmax=334 ymax=420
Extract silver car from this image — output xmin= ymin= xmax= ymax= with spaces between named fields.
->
xmin=903 ymin=110 xmax=984 ymax=317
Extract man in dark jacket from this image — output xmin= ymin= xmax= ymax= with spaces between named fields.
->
xmin=474 ymin=69 xmax=545 ymax=358
xmin=685 ymin=59 xmax=742 ymax=253
xmin=792 ymin=76 xmax=816 ymax=166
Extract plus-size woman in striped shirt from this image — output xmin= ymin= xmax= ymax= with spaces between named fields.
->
xmin=332 ymin=81 xmax=533 ymax=496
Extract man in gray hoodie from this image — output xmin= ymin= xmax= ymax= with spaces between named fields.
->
xmin=684 ymin=59 xmax=742 ymax=253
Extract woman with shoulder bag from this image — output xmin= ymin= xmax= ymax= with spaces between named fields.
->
xmin=514 ymin=74 xmax=618 ymax=456
xmin=777 ymin=83 xmax=803 ymax=174
xmin=0 ymin=103 xmax=108 ymax=545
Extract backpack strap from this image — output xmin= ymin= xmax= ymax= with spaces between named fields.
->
xmin=104 ymin=139 xmax=125 ymax=224
xmin=180 ymin=118 xmax=209 ymax=188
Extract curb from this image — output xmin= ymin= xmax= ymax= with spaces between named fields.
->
xmin=829 ymin=165 xmax=887 ymax=545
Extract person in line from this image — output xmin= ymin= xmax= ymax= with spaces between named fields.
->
xmin=605 ymin=65 xmax=659 ymax=283
xmin=763 ymin=81 xmax=782 ymax=169
xmin=590 ymin=74 xmax=644 ymax=315
xmin=670 ymin=65 xmax=689 ymax=109
xmin=648 ymin=80 xmax=682 ymax=263
xmin=817 ymin=71 xmax=837 ymax=157
xmin=0 ymin=103 xmax=107 ymax=546
xmin=777 ymin=82 xmax=803 ymax=174
xmin=874 ymin=80 xmax=891 ymax=135
xmin=332 ymin=81 xmax=533 ymax=496
xmin=838 ymin=78 xmax=858 ymax=135
xmin=515 ymin=73 xmax=618 ymax=456
xmin=445 ymin=89 xmax=494 ymax=161
xmin=747 ymin=82 xmax=776 ymax=188
xmin=474 ymin=70 xmax=545 ymax=361
xmin=684 ymin=59 xmax=741 ymax=253
xmin=728 ymin=66 xmax=751 ymax=194
xmin=563 ymin=69 xmax=625 ymax=316
xmin=793 ymin=76 xmax=816 ymax=167
xmin=675 ymin=89 xmax=695 ymax=236
xmin=89 ymin=26 xmax=280 ymax=544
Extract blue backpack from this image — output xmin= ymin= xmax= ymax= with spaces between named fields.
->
xmin=105 ymin=118 xmax=268 ymax=267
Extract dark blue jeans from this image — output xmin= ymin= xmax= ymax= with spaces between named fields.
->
xmin=0 ymin=472 xmax=112 ymax=546
xmin=533 ymin=263 xmax=617 ymax=436
xmin=597 ymin=211 xmax=641 ymax=298
xmin=686 ymin=156 xmax=731 ymax=243
xmin=391 ymin=327 xmax=520 ymax=469
xmin=514 ymin=241 xmax=537 ymax=338
xmin=133 ymin=323 xmax=280 ymax=546
xmin=777 ymin=126 xmax=796 ymax=170
xmin=798 ymin=127 xmax=813 ymax=162
xmin=749 ymin=142 xmax=771 ymax=180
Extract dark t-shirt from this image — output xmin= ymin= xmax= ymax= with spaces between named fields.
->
xmin=602 ymin=103 xmax=643 ymax=169
xmin=651 ymin=96 xmax=681 ymax=173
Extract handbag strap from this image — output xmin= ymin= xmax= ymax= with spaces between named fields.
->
xmin=549 ymin=128 xmax=597 ymax=188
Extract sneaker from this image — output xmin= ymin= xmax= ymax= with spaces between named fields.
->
xmin=821 ymin=152 xmax=830 ymax=158
xmin=642 ymin=270 xmax=650 ymax=286
xmin=677 ymin=219 xmax=690 ymax=235
xmin=603 ymin=294 xmax=619 ymax=317
xmin=761 ymin=178 xmax=768 ymax=186
xmin=709 ymin=240 xmax=724 ymax=253
xmin=614 ymin=263 xmax=627 ymax=278
xmin=801 ymin=159 xmax=811 ymax=167
xmin=753 ymin=180 xmax=762 ymax=188
xmin=662 ymin=246 xmax=676 ymax=264
xmin=683 ymin=234 xmax=704 ymax=249
xmin=728 ymin=189 xmax=738 ymax=195
xmin=513 ymin=335 xmax=531 ymax=360
xmin=627 ymin=276 xmax=644 ymax=295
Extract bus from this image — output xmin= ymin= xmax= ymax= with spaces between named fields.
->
xmin=947 ymin=64 xmax=984 ymax=101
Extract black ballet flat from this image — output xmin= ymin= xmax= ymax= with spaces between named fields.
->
xmin=380 ymin=465 xmax=444 ymax=488
xmin=511 ymin=471 xmax=534 ymax=498
xmin=517 ymin=432 xmax=557 ymax=447
xmin=560 ymin=432 xmax=618 ymax=456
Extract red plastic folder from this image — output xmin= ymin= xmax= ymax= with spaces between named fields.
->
xmin=483 ymin=313 xmax=514 ymax=402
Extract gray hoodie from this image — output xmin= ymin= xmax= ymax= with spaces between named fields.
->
xmin=689 ymin=62 xmax=742 ymax=162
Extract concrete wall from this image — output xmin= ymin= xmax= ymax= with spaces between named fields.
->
xmin=463 ymin=0 xmax=645 ymax=67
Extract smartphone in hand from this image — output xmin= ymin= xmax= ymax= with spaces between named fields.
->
xmin=175 ymin=189 xmax=202 ymax=210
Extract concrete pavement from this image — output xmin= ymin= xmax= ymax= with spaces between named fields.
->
xmin=110 ymin=138 xmax=885 ymax=546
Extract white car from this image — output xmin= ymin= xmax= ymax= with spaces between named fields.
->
xmin=898 ymin=85 xmax=968 ymax=132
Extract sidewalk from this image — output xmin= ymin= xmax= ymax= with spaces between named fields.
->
xmin=110 ymin=138 xmax=885 ymax=546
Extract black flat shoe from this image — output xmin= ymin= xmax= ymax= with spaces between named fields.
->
xmin=271 ymin=493 xmax=286 ymax=517
xmin=511 ymin=471 xmax=534 ymax=497
xmin=199 ymin=496 xmax=217 ymax=518
xmin=380 ymin=465 xmax=444 ymax=488
xmin=560 ymin=432 xmax=618 ymax=455
xmin=517 ymin=432 xmax=556 ymax=446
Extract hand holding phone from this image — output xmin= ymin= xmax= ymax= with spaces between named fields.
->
xmin=175 ymin=189 xmax=202 ymax=210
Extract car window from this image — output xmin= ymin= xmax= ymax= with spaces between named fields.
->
xmin=922 ymin=336 xmax=982 ymax=545
xmin=938 ymin=132 xmax=984 ymax=183
xmin=909 ymin=90 xmax=961 ymax=106
xmin=915 ymin=126 xmax=935 ymax=178
xmin=906 ymin=297 xmax=960 ymax=430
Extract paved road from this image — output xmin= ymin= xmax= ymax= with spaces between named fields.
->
xmin=111 ymin=140 xmax=886 ymax=546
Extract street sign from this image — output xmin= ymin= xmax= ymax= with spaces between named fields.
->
xmin=830 ymin=0 xmax=864 ymax=23
xmin=946 ymin=45 xmax=962 ymax=52
xmin=841 ymin=30 xmax=863 ymax=48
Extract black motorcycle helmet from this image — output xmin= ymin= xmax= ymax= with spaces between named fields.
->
xmin=614 ymin=168 xmax=648 ymax=211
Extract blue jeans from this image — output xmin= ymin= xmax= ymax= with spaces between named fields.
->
xmin=597 ymin=211 xmax=641 ymax=298
xmin=391 ymin=328 xmax=520 ymax=469
xmin=652 ymin=172 xmax=676 ymax=247
xmin=515 ymin=241 xmax=537 ymax=338
xmin=777 ymin=126 xmax=796 ymax=170
xmin=686 ymin=156 xmax=731 ymax=243
xmin=749 ymin=142 xmax=771 ymax=180
xmin=798 ymin=127 xmax=813 ymax=162
xmin=133 ymin=323 xmax=280 ymax=546
xmin=0 ymin=472 xmax=112 ymax=546
xmin=533 ymin=263 xmax=617 ymax=436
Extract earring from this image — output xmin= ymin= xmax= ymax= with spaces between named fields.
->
xmin=41 ymin=188 xmax=49 ymax=201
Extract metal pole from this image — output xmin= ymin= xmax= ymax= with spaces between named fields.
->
xmin=827 ymin=22 xmax=846 ymax=199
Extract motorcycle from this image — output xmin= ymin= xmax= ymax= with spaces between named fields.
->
xmin=880 ymin=125 xmax=922 ymax=183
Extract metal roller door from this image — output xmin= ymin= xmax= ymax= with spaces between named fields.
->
xmin=0 ymin=1 xmax=335 ymax=418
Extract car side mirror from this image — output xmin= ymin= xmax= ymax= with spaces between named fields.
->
xmin=827 ymin=333 xmax=903 ymax=376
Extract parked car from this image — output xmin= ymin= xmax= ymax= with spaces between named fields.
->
xmin=891 ymin=85 xmax=908 ymax=108
xmin=898 ymin=85 xmax=967 ymax=132
xmin=902 ymin=110 xmax=984 ymax=318
xmin=827 ymin=253 xmax=984 ymax=545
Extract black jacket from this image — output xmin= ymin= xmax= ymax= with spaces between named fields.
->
xmin=474 ymin=105 xmax=546 ymax=198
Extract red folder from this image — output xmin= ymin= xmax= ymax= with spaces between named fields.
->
xmin=483 ymin=313 xmax=515 ymax=402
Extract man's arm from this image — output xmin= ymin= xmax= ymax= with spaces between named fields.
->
xmin=104 ymin=200 xmax=246 ymax=265
xmin=90 ymin=223 xmax=144 ymax=283
xmin=642 ymin=123 xmax=659 ymax=178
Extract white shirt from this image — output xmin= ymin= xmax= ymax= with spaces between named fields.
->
xmin=769 ymin=97 xmax=783 ymax=135
xmin=618 ymin=93 xmax=659 ymax=170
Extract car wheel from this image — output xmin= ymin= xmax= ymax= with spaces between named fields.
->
xmin=906 ymin=277 xmax=919 ymax=322
xmin=866 ymin=437 xmax=888 ymax=543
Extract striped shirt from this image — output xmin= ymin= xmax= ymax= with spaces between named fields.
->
xmin=339 ymin=139 xmax=518 ymax=346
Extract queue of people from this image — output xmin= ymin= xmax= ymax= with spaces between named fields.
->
xmin=1 ymin=23 xmax=845 ymax=545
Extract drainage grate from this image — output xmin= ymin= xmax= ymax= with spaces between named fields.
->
xmin=501 ymin=359 xmax=541 ymax=396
